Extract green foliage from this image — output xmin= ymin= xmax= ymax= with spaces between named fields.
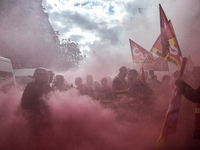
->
xmin=57 ymin=39 xmax=85 ymax=70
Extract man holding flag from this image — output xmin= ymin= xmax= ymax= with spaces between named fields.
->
xmin=175 ymin=67 xmax=200 ymax=144
xmin=155 ymin=4 xmax=187 ymax=149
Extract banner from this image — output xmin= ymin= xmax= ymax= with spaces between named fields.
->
xmin=129 ymin=39 xmax=154 ymax=65
xmin=156 ymin=57 xmax=187 ymax=149
xmin=142 ymin=56 xmax=169 ymax=71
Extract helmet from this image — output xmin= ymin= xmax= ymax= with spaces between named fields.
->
xmin=119 ymin=66 xmax=127 ymax=73
xmin=162 ymin=74 xmax=170 ymax=82
xmin=46 ymin=69 xmax=55 ymax=83
xmin=101 ymin=77 xmax=108 ymax=86
xmin=33 ymin=67 xmax=49 ymax=83
xmin=128 ymin=69 xmax=138 ymax=77
xmin=47 ymin=69 xmax=54 ymax=75
xmin=86 ymin=75 xmax=93 ymax=82
xmin=101 ymin=77 xmax=107 ymax=82
xmin=55 ymin=75 xmax=65 ymax=84
xmin=75 ymin=77 xmax=82 ymax=86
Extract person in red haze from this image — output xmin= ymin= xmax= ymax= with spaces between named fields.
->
xmin=21 ymin=67 xmax=50 ymax=111
xmin=52 ymin=75 xmax=72 ymax=92
xmin=99 ymin=77 xmax=112 ymax=100
xmin=176 ymin=66 xmax=200 ymax=141
xmin=112 ymin=66 xmax=128 ymax=100
xmin=75 ymin=77 xmax=88 ymax=95
xmin=21 ymin=67 xmax=51 ymax=134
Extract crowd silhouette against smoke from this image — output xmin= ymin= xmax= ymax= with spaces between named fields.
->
xmin=1 ymin=0 xmax=200 ymax=150
xmin=0 ymin=65 xmax=199 ymax=150
xmin=0 ymin=86 xmax=157 ymax=150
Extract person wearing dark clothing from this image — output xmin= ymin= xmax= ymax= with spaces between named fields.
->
xmin=128 ymin=69 xmax=154 ymax=113
xmin=85 ymin=75 xmax=95 ymax=98
xmin=149 ymin=75 xmax=161 ymax=92
xmin=52 ymin=75 xmax=72 ymax=92
xmin=112 ymin=66 xmax=128 ymax=99
xmin=127 ymin=69 xmax=141 ymax=109
xmin=46 ymin=69 xmax=55 ymax=92
xmin=21 ymin=67 xmax=51 ymax=134
xmin=21 ymin=67 xmax=50 ymax=111
xmin=156 ymin=74 xmax=172 ymax=98
xmin=175 ymin=66 xmax=200 ymax=140
xmin=100 ymin=77 xmax=112 ymax=100
xmin=75 ymin=77 xmax=88 ymax=95
xmin=85 ymin=75 xmax=100 ymax=99
xmin=99 ymin=77 xmax=113 ymax=107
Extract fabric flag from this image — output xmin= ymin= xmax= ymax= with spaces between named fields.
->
xmin=152 ymin=4 xmax=182 ymax=70
xmin=168 ymin=20 xmax=182 ymax=57
xmin=156 ymin=57 xmax=187 ymax=149
xmin=159 ymin=4 xmax=171 ymax=58
xmin=150 ymin=33 xmax=182 ymax=69
xmin=129 ymin=39 xmax=154 ymax=65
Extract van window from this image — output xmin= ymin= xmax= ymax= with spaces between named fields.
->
xmin=0 ymin=71 xmax=15 ymax=93
xmin=14 ymin=68 xmax=35 ymax=90
xmin=0 ymin=56 xmax=16 ymax=93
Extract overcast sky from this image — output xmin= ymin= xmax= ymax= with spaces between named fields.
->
xmin=42 ymin=0 xmax=200 ymax=77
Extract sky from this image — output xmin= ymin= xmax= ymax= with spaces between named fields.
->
xmin=42 ymin=0 xmax=200 ymax=78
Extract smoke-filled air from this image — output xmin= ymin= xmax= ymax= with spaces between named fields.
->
xmin=0 ymin=0 xmax=200 ymax=150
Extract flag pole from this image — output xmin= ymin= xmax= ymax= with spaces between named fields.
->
xmin=138 ymin=49 xmax=152 ymax=74
xmin=129 ymin=39 xmax=136 ymax=69
xmin=155 ymin=57 xmax=187 ymax=149
xmin=138 ymin=34 xmax=161 ymax=74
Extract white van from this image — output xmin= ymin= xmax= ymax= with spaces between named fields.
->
xmin=14 ymin=68 xmax=36 ymax=90
xmin=0 ymin=56 xmax=16 ymax=92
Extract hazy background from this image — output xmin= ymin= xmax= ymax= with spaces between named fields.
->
xmin=43 ymin=0 xmax=200 ymax=69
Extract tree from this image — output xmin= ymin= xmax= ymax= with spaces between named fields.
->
xmin=57 ymin=39 xmax=85 ymax=71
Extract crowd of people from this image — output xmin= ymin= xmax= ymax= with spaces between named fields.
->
xmin=20 ymin=66 xmax=184 ymax=115
xmin=19 ymin=65 xmax=200 ymax=141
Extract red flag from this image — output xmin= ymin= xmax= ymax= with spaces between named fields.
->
xmin=159 ymin=4 xmax=171 ymax=58
xmin=151 ymin=30 xmax=182 ymax=70
xmin=168 ymin=20 xmax=182 ymax=57
xmin=156 ymin=57 xmax=187 ymax=149
xmin=157 ymin=4 xmax=183 ymax=69
xmin=151 ymin=35 xmax=182 ymax=70
xmin=129 ymin=39 xmax=154 ymax=65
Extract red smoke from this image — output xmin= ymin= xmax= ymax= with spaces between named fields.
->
xmin=0 ymin=88 xmax=162 ymax=150
xmin=0 ymin=87 xmax=199 ymax=150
